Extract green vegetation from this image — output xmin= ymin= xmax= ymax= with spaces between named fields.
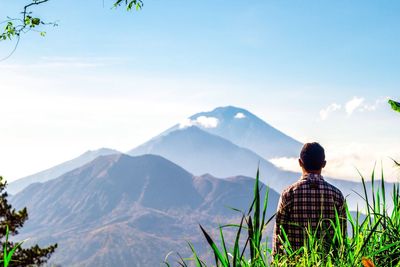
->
xmin=0 ymin=0 xmax=143 ymax=60
xmin=0 ymin=177 xmax=57 ymax=267
xmin=389 ymin=99 xmax=400 ymax=113
xmin=1 ymin=226 xmax=24 ymax=267
xmin=167 ymin=167 xmax=400 ymax=266
xmin=0 ymin=0 xmax=142 ymax=42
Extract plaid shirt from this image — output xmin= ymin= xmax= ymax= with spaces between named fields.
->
xmin=272 ymin=173 xmax=346 ymax=254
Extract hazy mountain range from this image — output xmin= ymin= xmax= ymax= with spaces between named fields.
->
xmin=7 ymin=106 xmax=394 ymax=266
xmin=11 ymin=154 xmax=279 ymax=267
xmin=8 ymin=148 xmax=120 ymax=194
xmin=10 ymin=106 xmax=302 ymax=195
xmin=129 ymin=126 xmax=298 ymax=191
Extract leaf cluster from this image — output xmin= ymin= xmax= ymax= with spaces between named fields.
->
xmin=0 ymin=0 xmax=142 ymax=61
xmin=0 ymin=0 xmax=52 ymax=42
xmin=389 ymin=99 xmax=400 ymax=113
xmin=114 ymin=0 xmax=144 ymax=11
xmin=1 ymin=0 xmax=143 ymax=41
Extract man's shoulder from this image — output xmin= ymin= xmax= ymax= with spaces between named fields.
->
xmin=281 ymin=178 xmax=308 ymax=192
xmin=280 ymin=179 xmax=305 ymax=197
xmin=322 ymin=179 xmax=345 ymax=198
xmin=281 ymin=176 xmax=345 ymax=199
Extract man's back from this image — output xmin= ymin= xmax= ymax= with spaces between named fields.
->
xmin=272 ymin=172 xmax=346 ymax=254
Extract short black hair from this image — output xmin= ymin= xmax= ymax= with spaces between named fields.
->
xmin=300 ymin=142 xmax=325 ymax=171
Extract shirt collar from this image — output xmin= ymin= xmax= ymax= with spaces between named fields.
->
xmin=300 ymin=173 xmax=324 ymax=181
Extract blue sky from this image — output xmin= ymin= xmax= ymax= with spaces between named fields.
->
xmin=0 ymin=0 xmax=399 ymax=181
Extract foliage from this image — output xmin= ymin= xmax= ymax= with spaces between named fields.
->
xmin=0 ymin=176 xmax=57 ymax=267
xmin=0 ymin=0 xmax=142 ymax=41
xmin=114 ymin=0 xmax=144 ymax=11
xmin=389 ymin=99 xmax=400 ymax=113
xmin=0 ymin=0 xmax=53 ymax=42
xmin=2 ymin=226 xmax=24 ymax=267
xmin=166 ymin=168 xmax=400 ymax=266
xmin=0 ymin=0 xmax=143 ymax=60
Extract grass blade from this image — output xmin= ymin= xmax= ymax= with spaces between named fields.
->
xmin=199 ymin=224 xmax=229 ymax=266
xmin=219 ymin=225 xmax=229 ymax=266
xmin=233 ymin=215 xmax=245 ymax=267
xmin=187 ymin=242 xmax=204 ymax=267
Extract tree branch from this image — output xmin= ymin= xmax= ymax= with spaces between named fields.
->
xmin=0 ymin=0 xmax=143 ymax=60
xmin=22 ymin=0 xmax=50 ymax=21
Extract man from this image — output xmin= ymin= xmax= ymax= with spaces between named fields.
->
xmin=272 ymin=142 xmax=346 ymax=255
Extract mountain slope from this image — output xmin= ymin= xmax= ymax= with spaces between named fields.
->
xmin=7 ymin=148 xmax=120 ymax=194
xmin=128 ymin=126 xmax=298 ymax=191
xmin=165 ymin=106 xmax=303 ymax=159
xmin=127 ymin=126 xmax=394 ymax=211
xmin=11 ymin=154 xmax=279 ymax=267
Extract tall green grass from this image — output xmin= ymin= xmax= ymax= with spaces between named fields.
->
xmin=166 ymin=166 xmax=400 ymax=267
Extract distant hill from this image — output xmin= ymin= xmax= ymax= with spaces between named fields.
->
xmin=164 ymin=106 xmax=303 ymax=159
xmin=7 ymin=148 xmax=120 ymax=194
xmin=128 ymin=126 xmax=298 ymax=192
xmin=11 ymin=154 xmax=279 ymax=267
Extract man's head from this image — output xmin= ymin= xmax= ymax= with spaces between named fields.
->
xmin=299 ymin=142 xmax=326 ymax=173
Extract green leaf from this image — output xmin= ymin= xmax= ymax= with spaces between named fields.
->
xmin=4 ymin=225 xmax=9 ymax=267
xmin=32 ymin=18 xmax=41 ymax=26
xmin=218 ymin=226 xmax=229 ymax=266
xmin=187 ymin=242 xmax=203 ymax=267
xmin=389 ymin=99 xmax=400 ymax=113
xmin=232 ymin=216 xmax=245 ymax=267
xmin=199 ymin=224 xmax=229 ymax=266
xmin=6 ymin=242 xmax=23 ymax=266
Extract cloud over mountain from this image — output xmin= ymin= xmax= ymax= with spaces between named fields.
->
xmin=163 ymin=106 xmax=303 ymax=159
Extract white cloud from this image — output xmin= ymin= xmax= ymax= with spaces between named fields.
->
xmin=345 ymin=97 xmax=365 ymax=115
xmin=342 ymin=96 xmax=389 ymax=116
xmin=319 ymin=103 xmax=341 ymax=120
xmin=234 ymin=112 xmax=246 ymax=119
xmin=178 ymin=118 xmax=194 ymax=129
xmin=196 ymin=116 xmax=219 ymax=128
xmin=269 ymin=143 xmax=400 ymax=182
xmin=270 ymin=157 xmax=299 ymax=172
xmin=359 ymin=96 xmax=389 ymax=112
xmin=179 ymin=116 xmax=219 ymax=129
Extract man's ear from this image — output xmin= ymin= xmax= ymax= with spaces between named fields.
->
xmin=322 ymin=160 xmax=326 ymax=168
xmin=298 ymin=159 xmax=303 ymax=167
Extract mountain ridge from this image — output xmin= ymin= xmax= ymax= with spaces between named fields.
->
xmin=162 ymin=106 xmax=303 ymax=159
xmin=11 ymin=153 xmax=279 ymax=267
xmin=128 ymin=125 xmax=299 ymax=192
xmin=7 ymin=148 xmax=121 ymax=194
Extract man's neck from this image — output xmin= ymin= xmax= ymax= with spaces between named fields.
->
xmin=302 ymin=170 xmax=322 ymax=176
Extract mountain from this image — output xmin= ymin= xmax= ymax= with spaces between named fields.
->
xmin=8 ymin=106 xmax=300 ymax=195
xmin=7 ymin=148 xmax=120 ymax=194
xmin=164 ymin=106 xmax=303 ymax=159
xmin=128 ymin=126 xmax=298 ymax=192
xmin=128 ymin=126 xmax=394 ymax=211
xmin=11 ymin=154 xmax=280 ymax=267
